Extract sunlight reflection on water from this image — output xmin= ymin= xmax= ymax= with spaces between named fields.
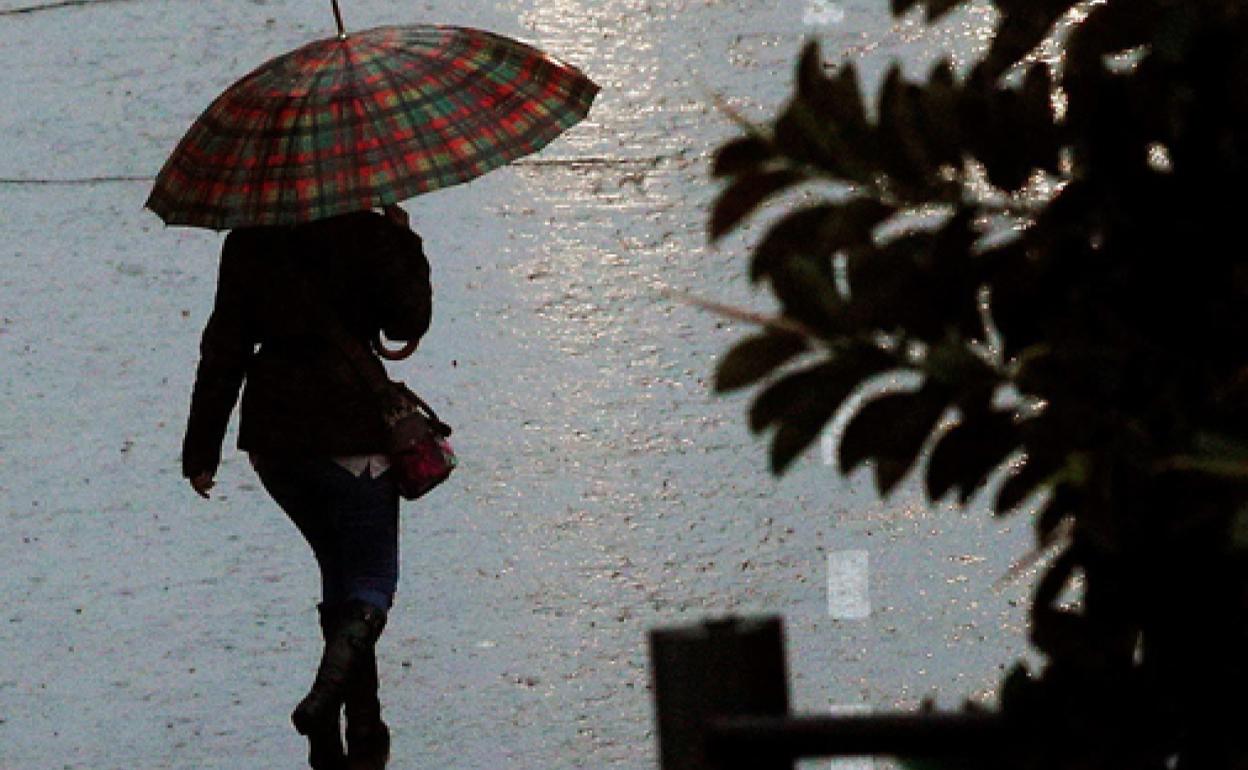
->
xmin=467 ymin=0 xmax=1048 ymax=765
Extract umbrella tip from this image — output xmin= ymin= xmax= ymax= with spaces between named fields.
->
xmin=331 ymin=0 xmax=347 ymax=39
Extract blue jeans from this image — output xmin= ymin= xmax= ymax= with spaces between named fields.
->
xmin=252 ymin=455 xmax=400 ymax=610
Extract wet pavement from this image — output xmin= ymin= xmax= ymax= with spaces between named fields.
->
xmin=1 ymin=1 xmax=1038 ymax=768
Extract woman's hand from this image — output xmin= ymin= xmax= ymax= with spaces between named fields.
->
xmin=190 ymin=472 xmax=215 ymax=499
xmin=382 ymin=203 xmax=410 ymax=229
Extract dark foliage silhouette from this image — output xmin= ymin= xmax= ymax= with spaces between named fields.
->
xmin=710 ymin=1 xmax=1248 ymax=767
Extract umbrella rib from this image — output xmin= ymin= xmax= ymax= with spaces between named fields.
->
xmin=366 ymin=34 xmax=461 ymax=191
xmin=244 ymin=94 xmax=287 ymax=225
xmin=237 ymin=54 xmax=323 ymax=227
xmin=437 ymin=36 xmax=567 ymax=176
xmin=464 ymin=33 xmax=589 ymax=152
xmin=364 ymin=29 xmax=501 ymax=198
xmin=372 ymin=33 xmax=471 ymax=195
xmin=295 ymin=47 xmax=341 ymax=221
xmin=375 ymin=28 xmax=592 ymax=195
xmin=343 ymin=41 xmax=374 ymax=211
xmin=425 ymin=38 xmax=500 ymax=188
xmin=219 ymin=60 xmax=294 ymax=226
xmin=384 ymin=32 xmax=515 ymax=186
xmin=353 ymin=41 xmax=417 ymax=205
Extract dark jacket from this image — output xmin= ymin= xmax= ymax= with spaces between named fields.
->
xmin=181 ymin=211 xmax=432 ymax=478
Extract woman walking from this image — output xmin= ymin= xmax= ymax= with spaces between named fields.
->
xmin=181 ymin=205 xmax=430 ymax=770
xmin=150 ymin=9 xmax=594 ymax=765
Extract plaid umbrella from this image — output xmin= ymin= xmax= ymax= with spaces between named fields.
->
xmin=146 ymin=14 xmax=598 ymax=229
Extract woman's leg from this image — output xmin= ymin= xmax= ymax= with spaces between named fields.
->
xmin=254 ymin=455 xmax=398 ymax=768
xmin=256 ymin=454 xmax=399 ymax=609
xmin=253 ymin=455 xmax=352 ymax=607
xmin=326 ymin=466 xmax=400 ymax=611
xmin=252 ymin=455 xmax=353 ymax=769
xmin=311 ymin=464 xmax=397 ymax=769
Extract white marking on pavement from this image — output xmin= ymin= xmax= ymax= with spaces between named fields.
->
xmin=804 ymin=0 xmax=846 ymax=26
xmin=827 ymin=550 xmax=871 ymax=620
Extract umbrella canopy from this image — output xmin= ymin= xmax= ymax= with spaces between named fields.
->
xmin=146 ymin=20 xmax=598 ymax=229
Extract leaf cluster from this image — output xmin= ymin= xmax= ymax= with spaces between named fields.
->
xmin=709 ymin=0 xmax=1248 ymax=765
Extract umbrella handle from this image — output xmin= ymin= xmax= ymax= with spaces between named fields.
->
xmin=375 ymin=332 xmax=418 ymax=361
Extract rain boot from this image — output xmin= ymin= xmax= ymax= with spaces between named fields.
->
xmin=303 ymin=603 xmax=347 ymax=770
xmin=292 ymin=600 xmax=388 ymax=738
xmin=344 ymin=642 xmax=390 ymax=769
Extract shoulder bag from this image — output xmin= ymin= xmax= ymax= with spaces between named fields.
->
xmin=297 ymin=259 xmax=457 ymax=500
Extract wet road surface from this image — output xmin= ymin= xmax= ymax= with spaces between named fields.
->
xmin=0 ymin=1 xmax=1039 ymax=768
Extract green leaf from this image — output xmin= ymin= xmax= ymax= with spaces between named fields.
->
xmin=839 ymin=383 xmax=951 ymax=495
xmin=928 ymin=56 xmax=955 ymax=90
xmin=845 ymin=228 xmax=928 ymax=288
xmin=769 ymin=255 xmax=848 ymax=338
xmin=762 ymin=348 xmax=899 ymax=474
xmin=825 ymin=62 xmax=870 ymax=141
xmin=773 ymin=99 xmax=862 ymax=181
xmin=750 ymin=364 xmax=818 ymax=434
xmin=748 ymin=346 xmax=895 ymax=431
xmin=796 ymin=40 xmax=827 ymax=102
xmin=793 ymin=55 xmax=872 ymax=174
xmin=924 ymin=0 xmax=967 ymax=24
xmin=837 ymin=210 xmax=982 ymax=343
xmin=1155 ymin=433 xmax=1248 ymax=481
xmin=925 ymin=336 xmax=999 ymax=396
xmin=917 ymin=58 xmax=963 ymax=169
xmin=1191 ymin=431 xmax=1248 ymax=462
xmin=956 ymin=61 xmax=993 ymax=159
xmin=925 ymin=408 xmax=1021 ymax=504
xmin=714 ymin=332 xmax=810 ymax=393
xmin=712 ymin=136 xmax=775 ymax=178
xmin=982 ymin=88 xmax=1033 ymax=191
xmin=787 ymin=49 xmax=880 ymax=180
xmin=1033 ymin=544 xmax=1078 ymax=610
xmin=998 ymin=662 xmax=1035 ymax=713
xmin=843 ymin=230 xmax=935 ymax=334
xmin=1019 ymin=62 xmax=1061 ymax=175
xmin=1064 ymin=1 xmax=1156 ymax=73
xmin=981 ymin=5 xmax=1071 ymax=82
xmin=770 ymin=405 xmax=832 ymax=475
xmin=891 ymin=0 xmax=921 ymax=17
xmin=751 ymin=204 xmax=835 ymax=283
xmin=986 ymin=183 xmax=1093 ymax=358
xmin=1019 ymin=61 xmax=1053 ymax=116
xmin=876 ymin=64 xmax=931 ymax=185
xmin=710 ymin=169 xmax=806 ymax=242
xmin=924 ymin=209 xmax=984 ymax=340
xmin=1035 ymin=486 xmax=1075 ymax=541
xmin=751 ymin=199 xmax=893 ymax=283
xmin=1031 ymin=606 xmax=1087 ymax=661
xmin=995 ymin=447 xmax=1063 ymax=515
